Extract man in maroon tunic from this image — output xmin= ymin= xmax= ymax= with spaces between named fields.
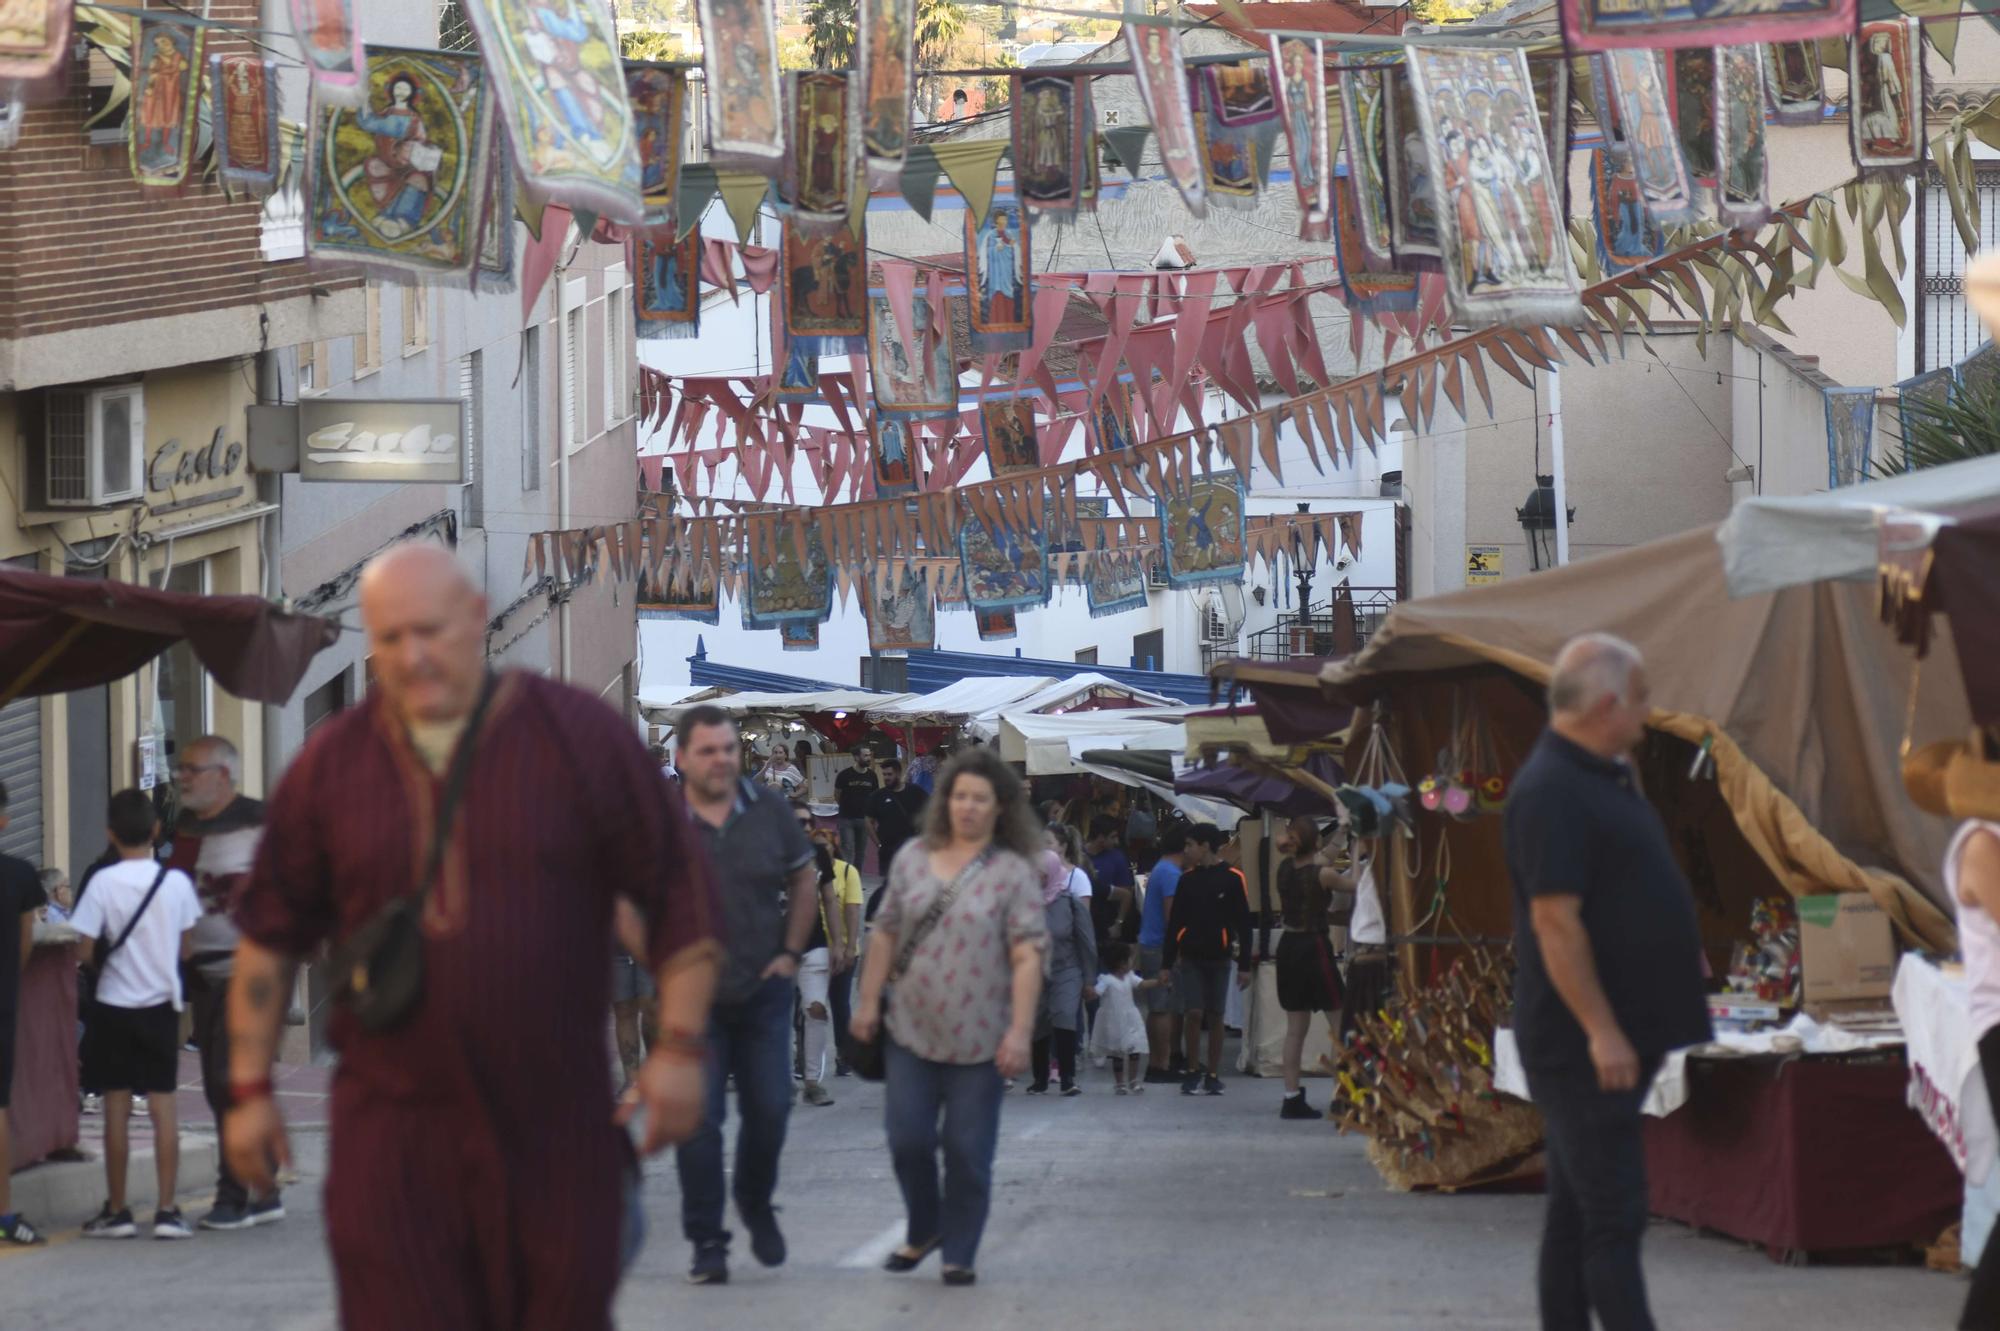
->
xmin=224 ymin=544 xmax=721 ymax=1330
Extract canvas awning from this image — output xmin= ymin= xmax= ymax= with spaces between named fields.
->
xmin=866 ymin=676 xmax=1059 ymax=725
xmin=0 ymin=567 xmax=337 ymax=706
xmin=644 ymin=688 xmax=904 ymax=724
xmin=963 ymin=673 xmax=1183 ymax=740
xmin=996 ymin=706 xmax=1196 ymax=774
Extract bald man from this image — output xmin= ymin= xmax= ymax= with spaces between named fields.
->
xmin=1505 ymin=633 xmax=1709 ymax=1331
xmin=226 ymin=543 xmax=722 ymax=1330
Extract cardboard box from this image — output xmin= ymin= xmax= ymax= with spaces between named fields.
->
xmin=1797 ymin=893 xmax=1896 ymax=1003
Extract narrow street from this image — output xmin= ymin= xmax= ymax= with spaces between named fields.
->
xmin=0 ymin=1042 xmax=1959 ymax=1329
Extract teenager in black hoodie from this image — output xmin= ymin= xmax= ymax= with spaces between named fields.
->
xmin=1158 ymin=824 xmax=1250 ymax=1095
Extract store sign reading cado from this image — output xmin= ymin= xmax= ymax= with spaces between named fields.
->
xmin=298 ymin=399 xmax=466 ymax=484
xmin=148 ymin=429 xmax=245 ymax=493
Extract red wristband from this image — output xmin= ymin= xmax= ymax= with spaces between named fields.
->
xmin=229 ymin=1078 xmax=275 ymax=1108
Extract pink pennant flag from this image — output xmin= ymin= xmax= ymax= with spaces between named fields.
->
xmin=1092 ymin=273 xmax=1153 ymax=410
xmin=1015 ymin=286 xmax=1073 ymax=405
xmin=739 ymin=243 xmax=781 ymax=295
xmin=700 ymin=238 xmax=741 ymax=304
xmin=521 ymin=205 xmax=574 ymax=321
xmin=1251 ymin=295 xmax=1304 ymax=398
xmin=1158 ymin=271 xmax=1217 ymax=426
xmin=881 ymin=259 xmax=921 ymax=356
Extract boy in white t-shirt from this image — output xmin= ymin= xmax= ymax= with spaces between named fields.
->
xmin=67 ymin=789 xmax=202 ymax=1241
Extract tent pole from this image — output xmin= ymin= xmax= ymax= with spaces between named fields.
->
xmin=1549 ymin=365 xmax=1571 ymax=567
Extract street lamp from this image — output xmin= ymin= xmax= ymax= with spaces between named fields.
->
xmin=1292 ymin=500 xmax=1315 ymax=613
xmin=1515 ymin=474 xmax=1575 ymax=572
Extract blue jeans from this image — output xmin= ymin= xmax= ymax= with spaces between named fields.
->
xmin=883 ymin=1039 xmax=1005 ymax=1270
xmin=1526 ymin=1060 xmax=1662 ymax=1331
xmin=675 ymin=975 xmax=795 ymax=1250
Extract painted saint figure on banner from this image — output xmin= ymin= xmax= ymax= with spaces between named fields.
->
xmin=981 ymin=397 xmax=1040 ymax=475
xmin=635 ymin=229 xmax=699 ymax=337
xmin=1603 ymin=48 xmax=1698 ymax=223
xmin=698 ymin=0 xmax=782 ymax=161
xmin=131 ymin=19 xmax=202 ymax=189
xmin=1715 ymin=46 xmax=1768 ymax=227
xmin=959 ymin=515 xmax=1049 ymax=613
xmin=869 ymin=295 xmax=955 ymax=417
xmin=965 ymin=201 xmax=1032 ymax=352
xmin=1087 ymin=549 xmax=1149 ymax=618
xmin=974 ymin=608 xmax=1017 ymax=640
xmin=1386 ymin=69 xmax=1440 ymax=261
xmin=793 ymin=72 xmax=849 ymax=219
xmin=1590 ymin=147 xmax=1664 ymax=274
xmin=213 ymin=54 xmax=280 ymax=195
xmin=1339 ymin=62 xmax=1394 ymax=267
xmin=1012 ymin=75 xmax=1083 ymax=212
xmin=1850 ymin=18 xmax=1920 ymax=168
xmin=357 ymin=72 xmax=441 ymax=238
xmin=861 ymin=0 xmax=915 ymax=168
xmin=626 ymin=65 xmax=685 ymax=228
xmin=1763 ymin=42 xmax=1823 ymax=125
xmin=1124 ymin=19 xmax=1205 ymax=215
xmin=783 ymin=220 xmax=867 ymax=345
xmin=745 ymin=525 xmax=833 ymax=627
xmin=866 ymin=566 xmax=936 ymax=652
xmin=1159 ymin=476 xmax=1247 ymax=588
xmin=1669 ymin=49 xmax=1717 ymax=182
xmin=873 ymin=417 xmax=918 ymax=496
xmin=1269 ymin=36 xmax=1329 ymax=231
xmin=1090 ymin=378 xmax=1137 ymax=453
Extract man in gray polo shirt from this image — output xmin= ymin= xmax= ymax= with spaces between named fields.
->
xmin=673 ymin=705 xmax=827 ymax=1287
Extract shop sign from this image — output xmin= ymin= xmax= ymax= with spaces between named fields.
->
xmin=298 ymin=399 xmax=465 ymax=484
xmin=147 ymin=429 xmax=245 ymax=493
xmin=1466 ymin=545 xmax=1503 ymax=586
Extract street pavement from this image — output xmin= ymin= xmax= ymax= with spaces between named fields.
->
xmin=0 ymin=1042 xmax=1966 ymax=1329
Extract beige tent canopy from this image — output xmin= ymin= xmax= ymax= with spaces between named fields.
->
xmin=1308 ymin=526 xmax=1964 ymax=953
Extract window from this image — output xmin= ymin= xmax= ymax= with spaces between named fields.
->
xmin=298 ymin=340 xmax=328 ymax=395
xmin=153 ymin=562 xmax=211 ymax=766
xmin=402 ymin=282 xmax=430 ymax=356
xmin=356 ymin=283 xmax=383 ymax=376
xmin=1132 ymin=629 xmax=1164 ymax=671
xmin=303 ymin=671 xmax=349 ymax=736
xmin=1917 ymin=167 xmax=2000 ymax=373
xmin=522 ymin=326 xmax=542 ymax=491
xmin=1075 ymin=647 xmax=1098 ymax=665
xmin=860 ymin=656 xmax=909 ymax=691
xmin=604 ymin=293 xmax=628 ymax=426
xmin=562 ymin=306 xmax=583 ymax=451
xmin=460 ymin=350 xmax=484 ymax=527
xmin=85 ymin=41 xmax=126 ymax=146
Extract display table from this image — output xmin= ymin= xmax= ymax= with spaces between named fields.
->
xmin=10 ymin=930 xmax=80 ymax=1169
xmin=1643 ymin=1052 xmax=1960 ymax=1262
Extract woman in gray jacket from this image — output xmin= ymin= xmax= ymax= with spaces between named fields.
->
xmin=1029 ymin=823 xmax=1098 ymax=1096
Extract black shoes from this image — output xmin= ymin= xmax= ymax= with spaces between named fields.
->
xmin=742 ymin=1206 xmax=787 ymax=1268
xmin=688 ymin=1243 xmax=729 ymax=1285
xmin=1280 ymin=1091 xmax=1320 ymax=1120
xmin=1142 ymin=1066 xmax=1180 ymax=1085
xmin=1181 ymin=1068 xmax=1205 ymax=1096
xmin=884 ymin=1237 xmax=941 ymax=1272
xmin=942 ymin=1266 xmax=977 ymax=1287
xmin=1203 ymin=1074 xmax=1225 ymax=1096
xmin=82 ymin=1204 xmax=136 ymax=1239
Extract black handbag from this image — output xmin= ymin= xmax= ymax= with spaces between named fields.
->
xmin=841 ymin=850 xmax=987 ymax=1081
xmin=332 ymin=675 xmax=495 ymax=1034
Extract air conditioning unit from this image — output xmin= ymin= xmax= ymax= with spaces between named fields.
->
xmin=44 ymin=384 xmax=144 ymax=508
xmin=1200 ymin=602 xmax=1233 ymax=645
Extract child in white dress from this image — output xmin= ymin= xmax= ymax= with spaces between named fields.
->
xmin=1087 ymin=943 xmax=1159 ymax=1094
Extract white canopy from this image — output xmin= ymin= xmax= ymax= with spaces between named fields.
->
xmin=867 ymin=676 xmax=1059 ymax=724
xmin=643 ymin=688 xmax=904 ymax=724
xmin=963 ymin=673 xmax=1183 ymax=740
xmin=1715 ymin=453 xmax=2000 ymax=598
xmin=996 ymin=707 xmax=1197 ymax=775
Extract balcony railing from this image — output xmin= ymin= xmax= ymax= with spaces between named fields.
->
xmin=1201 ymin=586 xmax=1398 ymax=672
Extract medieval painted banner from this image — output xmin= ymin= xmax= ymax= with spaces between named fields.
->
xmin=211 ymin=55 xmax=280 ymax=198
xmin=780 ymin=620 xmax=821 ymax=650
xmin=869 ymin=291 xmax=957 ymax=418
xmin=1763 ymin=42 xmax=1824 ymax=126
xmin=959 ymin=513 xmax=1049 ymax=614
xmin=1338 ymin=59 xmax=1395 ymax=268
xmin=1087 ymin=548 xmax=1149 ymax=618
xmin=461 ymin=0 xmax=643 ymax=222
xmin=1089 ymin=376 xmax=1138 ymax=453
xmin=309 ymin=47 xmax=494 ymax=282
xmin=783 ymin=218 xmax=868 ymax=353
xmin=1715 ymin=46 xmax=1770 ymax=228
xmin=859 ymin=0 xmax=916 ymax=174
xmin=1668 ymin=49 xmax=1717 ymax=185
xmin=129 ymin=16 xmax=205 ymax=192
xmin=288 ymin=0 xmax=366 ymax=107
xmin=1159 ymin=474 xmax=1247 ymax=590
xmin=980 ymin=395 xmax=1042 ymax=476
xmin=965 ymin=200 xmax=1032 ymax=354
xmin=744 ymin=525 xmax=834 ymax=628
xmin=1124 ymin=19 xmax=1206 ymax=216
xmin=1850 ymin=16 xmax=1922 ymax=171
xmin=1590 ymin=147 xmax=1666 ymax=275
xmin=0 ymin=0 xmax=72 ymax=80
xmin=1823 ymin=386 xmax=1875 ymax=489
xmin=1195 ymin=60 xmax=1279 ymax=210
xmin=698 ymin=0 xmax=783 ymax=164
xmin=626 ymin=64 xmax=686 ymax=232
xmin=635 ymin=228 xmax=700 ymax=338
xmin=1559 ymin=0 xmax=1855 ymax=54
xmin=974 ymin=607 xmax=1017 ymax=640
xmin=1332 ymin=164 xmax=1419 ymax=315
xmin=474 ymin=116 xmax=516 ymax=291
xmin=1405 ymin=45 xmax=1582 ymax=328
xmin=1529 ymin=56 xmax=1570 ymax=222
xmin=1384 ymin=68 xmax=1441 ymax=263
xmin=790 ymin=71 xmax=852 ymax=224
xmin=1269 ymin=36 xmax=1330 ymax=238
xmin=638 ymin=561 xmax=721 ymax=623
xmin=773 ymin=296 xmax=819 ymax=401
xmin=1603 ymin=49 xmax=1700 ymax=225
xmin=872 ymin=416 xmax=921 ymax=496
xmin=1583 ymin=53 xmax=1632 ymax=166
xmin=865 ymin=566 xmax=937 ymax=652
xmin=1012 ymin=73 xmax=1087 ymax=216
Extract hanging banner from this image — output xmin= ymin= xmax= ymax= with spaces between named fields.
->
xmin=1603 ymin=50 xmax=1700 ymax=225
xmin=635 ymin=228 xmax=700 ymax=339
xmin=1195 ymin=60 xmax=1279 ymax=210
xmin=1529 ymin=55 xmax=1570 ymax=222
xmin=744 ymin=524 xmax=834 ymax=628
xmin=638 ymin=561 xmax=721 ymax=623
xmin=1338 ymin=60 xmax=1395 ymax=267
xmin=1012 ymin=73 xmax=1088 ymax=216
xmin=964 ymin=199 xmax=1033 ymax=354
xmin=780 ymin=620 xmax=821 ymax=650
xmin=980 ymin=395 xmax=1042 ymax=476
xmin=0 ymin=0 xmax=69 ymax=81
xmin=1715 ymin=46 xmax=1770 ymax=228
xmin=1124 ymin=19 xmax=1206 ymax=216
xmin=1406 ymin=45 xmax=1581 ymax=329
xmin=1089 ymin=377 xmax=1138 ymax=453
xmin=1558 ymin=0 xmax=1855 ymax=54
xmin=1824 ymin=386 xmax=1875 ymax=489
xmin=960 ymin=513 xmax=1050 ymax=614
xmin=1269 ymin=36 xmax=1331 ymax=239
xmin=783 ymin=218 xmax=868 ymax=354
xmin=129 ymin=16 xmax=205 ymax=192
xmin=1078 ymin=80 xmax=1103 ymax=214
xmin=869 ymin=290 xmax=957 ymax=418
xmin=211 ymin=55 xmax=281 ymax=199
xmin=626 ymin=63 xmax=687 ymax=232
xmin=1763 ymin=42 xmax=1824 ymax=126
xmin=1087 ymin=548 xmax=1150 ymax=618
xmin=774 ymin=297 xmax=819 ymax=402
xmin=1850 ymin=16 xmax=1922 ymax=171
xmin=287 ymin=0 xmax=366 ymax=108
xmin=308 ymin=47 xmax=495 ymax=283
xmin=873 ymin=417 xmax=921 ymax=497
xmin=975 ymin=607 xmax=1018 ymax=641
xmin=859 ymin=0 xmax=916 ymax=175
xmin=475 ymin=118 xmax=516 ymax=292
xmin=1583 ymin=53 xmax=1632 ymax=166
xmin=1668 ymin=49 xmax=1717 ymax=185
xmin=462 ymin=0 xmax=642 ymax=222
xmin=1160 ymin=474 xmax=1247 ymax=589
xmin=698 ymin=0 xmax=784 ymax=165
xmin=1589 ymin=147 xmax=1667 ymax=274
xmin=1384 ymin=67 xmax=1441 ymax=264
xmin=790 ymin=71 xmax=852 ymax=224
xmin=865 ymin=566 xmax=938 ymax=652
xmin=1332 ymin=165 xmax=1418 ymax=314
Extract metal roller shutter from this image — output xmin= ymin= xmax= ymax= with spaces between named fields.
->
xmin=0 ymin=696 xmax=43 ymax=864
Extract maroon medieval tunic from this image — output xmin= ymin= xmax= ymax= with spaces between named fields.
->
xmin=236 ymin=672 xmax=719 ymax=1330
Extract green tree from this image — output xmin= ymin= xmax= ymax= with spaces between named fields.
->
xmin=1410 ymin=0 xmax=1511 ymax=22
xmin=620 ymin=27 xmax=688 ymax=60
xmin=1875 ymin=376 xmax=2000 ymax=477
xmin=804 ymin=0 xmax=966 ymax=70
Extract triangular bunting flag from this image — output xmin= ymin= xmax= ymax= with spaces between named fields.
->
xmin=716 ymin=171 xmax=771 ymax=245
xmin=931 ymin=139 xmax=1010 ymax=229
xmin=676 ymin=163 xmax=719 ymax=238
xmin=900 ymin=145 xmax=941 ymax=220
xmin=1102 ymin=125 xmax=1153 ymax=180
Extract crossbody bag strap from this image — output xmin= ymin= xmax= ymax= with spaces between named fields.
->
xmin=412 ymin=672 xmax=499 ymax=912
xmin=888 ymin=850 xmax=990 ymax=983
xmin=103 ymin=863 xmax=171 ymax=962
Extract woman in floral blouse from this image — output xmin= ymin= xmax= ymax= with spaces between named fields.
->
xmin=851 ymin=748 xmax=1047 ymax=1286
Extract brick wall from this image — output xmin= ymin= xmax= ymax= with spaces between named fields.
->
xmin=0 ymin=1 xmax=356 ymax=343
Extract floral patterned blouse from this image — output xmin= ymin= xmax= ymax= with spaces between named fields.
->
xmin=878 ymin=842 xmax=1049 ymax=1065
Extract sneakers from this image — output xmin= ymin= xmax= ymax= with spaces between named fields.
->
xmin=80 ymin=1093 xmax=102 ymax=1116
xmin=1203 ymin=1074 xmax=1225 ymax=1096
xmin=742 ymin=1206 xmax=787 ymax=1268
xmin=1114 ymin=1084 xmax=1131 ymax=1096
xmin=83 ymin=1204 xmax=137 ymax=1239
xmin=1168 ymin=1053 xmax=1189 ymax=1076
xmin=1180 ymin=1069 xmax=1205 ymax=1096
xmin=199 ymin=1201 xmax=254 ymax=1232
xmin=1142 ymin=1067 xmax=1180 ymax=1086
xmin=249 ymin=1194 xmax=286 ymax=1226
xmin=688 ymin=1244 xmax=729 ymax=1285
xmin=1280 ymin=1091 xmax=1320 ymax=1120
xmin=802 ymin=1082 xmax=834 ymax=1108
xmin=0 ymin=1213 xmax=45 ymax=1246
xmin=1061 ymin=1085 xmax=1082 ymax=1098
xmin=834 ymin=1058 xmax=853 ymax=1078
xmin=153 ymin=1208 xmax=194 ymax=1240
xmin=1024 ymin=1084 xmax=1050 ymax=1095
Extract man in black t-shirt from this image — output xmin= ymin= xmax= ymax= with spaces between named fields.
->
xmin=832 ymin=750 xmax=879 ymax=874
xmin=0 ymin=779 xmax=50 ymax=1245
xmin=1506 ymin=635 xmax=1710 ymax=1331
xmin=865 ymin=757 xmax=921 ymax=891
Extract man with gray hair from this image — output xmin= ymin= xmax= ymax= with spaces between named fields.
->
xmin=166 ymin=733 xmax=282 ymax=1231
xmin=1505 ymin=633 xmax=1710 ymax=1331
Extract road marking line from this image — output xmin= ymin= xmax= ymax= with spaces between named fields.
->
xmin=838 ymin=1220 xmax=908 ymax=1269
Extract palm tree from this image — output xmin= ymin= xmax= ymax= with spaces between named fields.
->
xmin=805 ymin=0 xmax=965 ymax=71
xmin=1874 ymin=371 xmax=2000 ymax=477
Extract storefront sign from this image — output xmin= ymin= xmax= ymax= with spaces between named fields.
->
xmin=298 ymin=399 xmax=465 ymax=484
xmin=147 ymin=429 xmax=245 ymax=493
xmin=1466 ymin=545 xmax=1503 ymax=585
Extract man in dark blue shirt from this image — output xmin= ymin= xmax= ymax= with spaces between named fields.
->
xmin=1506 ymin=634 xmax=1710 ymax=1331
